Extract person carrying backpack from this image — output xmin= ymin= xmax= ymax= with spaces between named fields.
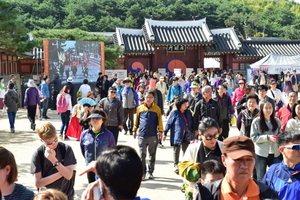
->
xmin=57 ymin=85 xmax=72 ymax=140
xmin=30 ymin=122 xmax=76 ymax=200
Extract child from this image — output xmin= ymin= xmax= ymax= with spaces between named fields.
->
xmin=30 ymin=122 xmax=77 ymax=200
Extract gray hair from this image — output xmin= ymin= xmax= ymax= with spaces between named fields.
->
xmin=201 ymin=85 xmax=212 ymax=93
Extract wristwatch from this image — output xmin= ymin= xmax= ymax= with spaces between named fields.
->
xmin=53 ymin=161 xmax=61 ymax=167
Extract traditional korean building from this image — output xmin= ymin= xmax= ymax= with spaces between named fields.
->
xmin=113 ymin=18 xmax=300 ymax=74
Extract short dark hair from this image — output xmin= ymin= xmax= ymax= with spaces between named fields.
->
xmin=42 ymin=75 xmax=48 ymax=81
xmin=175 ymin=98 xmax=188 ymax=110
xmin=292 ymin=100 xmax=300 ymax=118
xmin=257 ymin=85 xmax=268 ymax=92
xmin=246 ymin=93 xmax=259 ymax=104
xmin=8 ymin=83 xmax=14 ymax=89
xmin=109 ymin=86 xmax=117 ymax=91
xmin=99 ymin=72 xmax=102 ymax=75
xmin=144 ymin=90 xmax=155 ymax=97
xmin=0 ymin=146 xmax=17 ymax=184
xmin=201 ymin=160 xmax=226 ymax=179
xmin=288 ymin=90 xmax=298 ymax=97
xmin=245 ymin=85 xmax=253 ymax=95
xmin=277 ymin=132 xmax=300 ymax=146
xmin=96 ymin=145 xmax=142 ymax=199
xmin=198 ymin=117 xmax=219 ymax=134
xmin=83 ymin=79 xmax=88 ymax=84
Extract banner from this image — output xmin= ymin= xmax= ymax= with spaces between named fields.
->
xmin=174 ymin=68 xmax=182 ymax=76
xmin=259 ymin=65 xmax=300 ymax=74
xmin=186 ymin=68 xmax=194 ymax=78
xmin=158 ymin=68 xmax=166 ymax=76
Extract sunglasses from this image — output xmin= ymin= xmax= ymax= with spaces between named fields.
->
xmin=110 ymin=91 xmax=116 ymax=93
xmin=43 ymin=137 xmax=58 ymax=145
xmin=204 ymin=134 xmax=219 ymax=140
xmin=281 ymin=144 xmax=300 ymax=150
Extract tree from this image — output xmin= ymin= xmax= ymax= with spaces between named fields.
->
xmin=0 ymin=0 xmax=36 ymax=53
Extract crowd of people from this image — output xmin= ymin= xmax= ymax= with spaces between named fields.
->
xmin=1 ymin=68 xmax=300 ymax=200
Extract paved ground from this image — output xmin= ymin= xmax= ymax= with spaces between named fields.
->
xmin=0 ymin=108 xmax=240 ymax=200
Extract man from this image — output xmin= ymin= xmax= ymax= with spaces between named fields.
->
xmin=213 ymin=74 xmax=223 ymax=89
xmin=120 ymin=77 xmax=139 ymax=135
xmin=65 ymin=77 xmax=74 ymax=105
xmin=31 ymin=122 xmax=76 ymax=200
xmin=166 ymin=77 xmax=183 ymax=104
xmin=224 ymin=73 xmax=235 ymax=91
xmin=50 ymin=73 xmax=62 ymax=110
xmin=291 ymin=70 xmax=299 ymax=92
xmin=262 ymin=132 xmax=300 ymax=200
xmin=128 ymin=73 xmax=134 ymax=88
xmin=156 ymin=76 xmax=168 ymax=104
xmin=276 ymin=90 xmax=298 ymax=132
xmin=132 ymin=90 xmax=163 ymax=180
xmin=193 ymin=85 xmax=222 ymax=135
xmin=196 ymin=136 xmax=280 ymax=200
xmin=80 ymin=145 xmax=150 ymax=200
xmin=40 ymin=75 xmax=51 ymax=120
xmin=257 ymin=85 xmax=275 ymax=109
xmin=98 ymin=87 xmax=124 ymax=144
xmin=184 ymin=81 xmax=202 ymax=112
xmin=95 ymin=72 xmax=103 ymax=98
xmin=109 ymin=74 xmax=118 ymax=87
xmin=256 ymin=71 xmax=268 ymax=86
xmin=214 ymin=84 xmax=234 ymax=141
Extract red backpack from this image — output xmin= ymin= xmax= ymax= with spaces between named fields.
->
xmin=57 ymin=93 xmax=68 ymax=113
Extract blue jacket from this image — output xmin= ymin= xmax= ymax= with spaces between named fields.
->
xmin=184 ymin=81 xmax=192 ymax=94
xmin=80 ymin=127 xmax=115 ymax=165
xmin=132 ymin=103 xmax=163 ymax=137
xmin=164 ymin=109 xmax=193 ymax=145
xmin=166 ymin=84 xmax=183 ymax=102
xmin=40 ymin=81 xmax=50 ymax=98
xmin=262 ymin=161 xmax=300 ymax=200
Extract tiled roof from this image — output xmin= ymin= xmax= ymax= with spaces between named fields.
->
xmin=237 ymin=40 xmax=300 ymax=58
xmin=142 ymin=18 xmax=213 ymax=45
xmin=206 ymin=28 xmax=242 ymax=53
xmin=113 ymin=28 xmax=154 ymax=54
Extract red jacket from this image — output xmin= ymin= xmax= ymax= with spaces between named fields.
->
xmin=232 ymin=88 xmax=246 ymax=105
xmin=275 ymin=105 xmax=292 ymax=132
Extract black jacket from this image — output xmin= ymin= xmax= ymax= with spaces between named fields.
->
xmin=195 ymin=179 xmax=280 ymax=200
xmin=193 ymin=99 xmax=222 ymax=131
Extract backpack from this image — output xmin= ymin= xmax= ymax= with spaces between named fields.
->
xmin=57 ymin=93 xmax=68 ymax=113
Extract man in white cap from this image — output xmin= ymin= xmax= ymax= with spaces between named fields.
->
xmin=65 ymin=77 xmax=74 ymax=105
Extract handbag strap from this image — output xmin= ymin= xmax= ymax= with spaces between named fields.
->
xmin=270 ymin=90 xmax=275 ymax=98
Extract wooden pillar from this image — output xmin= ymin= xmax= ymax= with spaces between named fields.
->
xmin=154 ymin=45 xmax=157 ymax=72
xmin=199 ymin=46 xmax=204 ymax=70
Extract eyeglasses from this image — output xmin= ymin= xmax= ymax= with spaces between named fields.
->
xmin=110 ymin=91 xmax=116 ymax=94
xmin=203 ymin=134 xmax=219 ymax=140
xmin=43 ymin=137 xmax=58 ymax=145
xmin=281 ymin=144 xmax=300 ymax=150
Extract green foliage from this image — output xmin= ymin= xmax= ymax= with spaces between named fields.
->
xmin=0 ymin=0 xmax=36 ymax=53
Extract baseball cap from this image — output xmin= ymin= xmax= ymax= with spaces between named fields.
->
xmin=190 ymin=81 xmax=199 ymax=88
xmin=222 ymin=136 xmax=255 ymax=159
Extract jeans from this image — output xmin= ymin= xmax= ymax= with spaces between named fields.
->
xmin=42 ymin=97 xmax=49 ymax=118
xmin=60 ymin=110 xmax=70 ymax=135
xmin=173 ymin=143 xmax=188 ymax=167
xmin=27 ymin=105 xmax=37 ymax=126
xmin=255 ymin=154 xmax=281 ymax=181
xmin=138 ymin=136 xmax=158 ymax=174
xmin=7 ymin=112 xmax=16 ymax=129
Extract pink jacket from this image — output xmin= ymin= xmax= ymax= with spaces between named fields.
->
xmin=232 ymin=88 xmax=246 ymax=105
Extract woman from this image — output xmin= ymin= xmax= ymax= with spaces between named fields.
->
xmin=57 ymin=85 xmax=72 ymax=140
xmin=209 ymin=71 xmax=217 ymax=86
xmin=267 ymin=80 xmax=286 ymax=112
xmin=3 ymin=83 xmax=18 ymax=133
xmin=137 ymin=84 xmax=145 ymax=105
xmin=183 ymin=75 xmax=194 ymax=94
xmin=34 ymin=189 xmax=67 ymax=200
xmin=66 ymin=97 xmax=82 ymax=141
xmin=163 ymin=98 xmax=194 ymax=174
xmin=0 ymin=77 xmax=5 ymax=109
xmin=181 ymin=117 xmax=222 ymax=200
xmin=283 ymin=72 xmax=293 ymax=93
xmin=237 ymin=93 xmax=260 ymax=137
xmin=78 ymin=79 xmax=91 ymax=98
xmin=85 ymin=91 xmax=98 ymax=103
xmin=286 ymin=100 xmax=300 ymax=133
xmin=79 ymin=103 xmax=95 ymax=131
xmin=236 ymin=85 xmax=255 ymax=115
xmin=0 ymin=146 xmax=34 ymax=200
xmin=24 ymin=79 xmax=40 ymax=131
xmin=80 ymin=109 xmax=115 ymax=183
xmin=250 ymin=99 xmax=281 ymax=181
xmin=232 ymin=80 xmax=246 ymax=106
